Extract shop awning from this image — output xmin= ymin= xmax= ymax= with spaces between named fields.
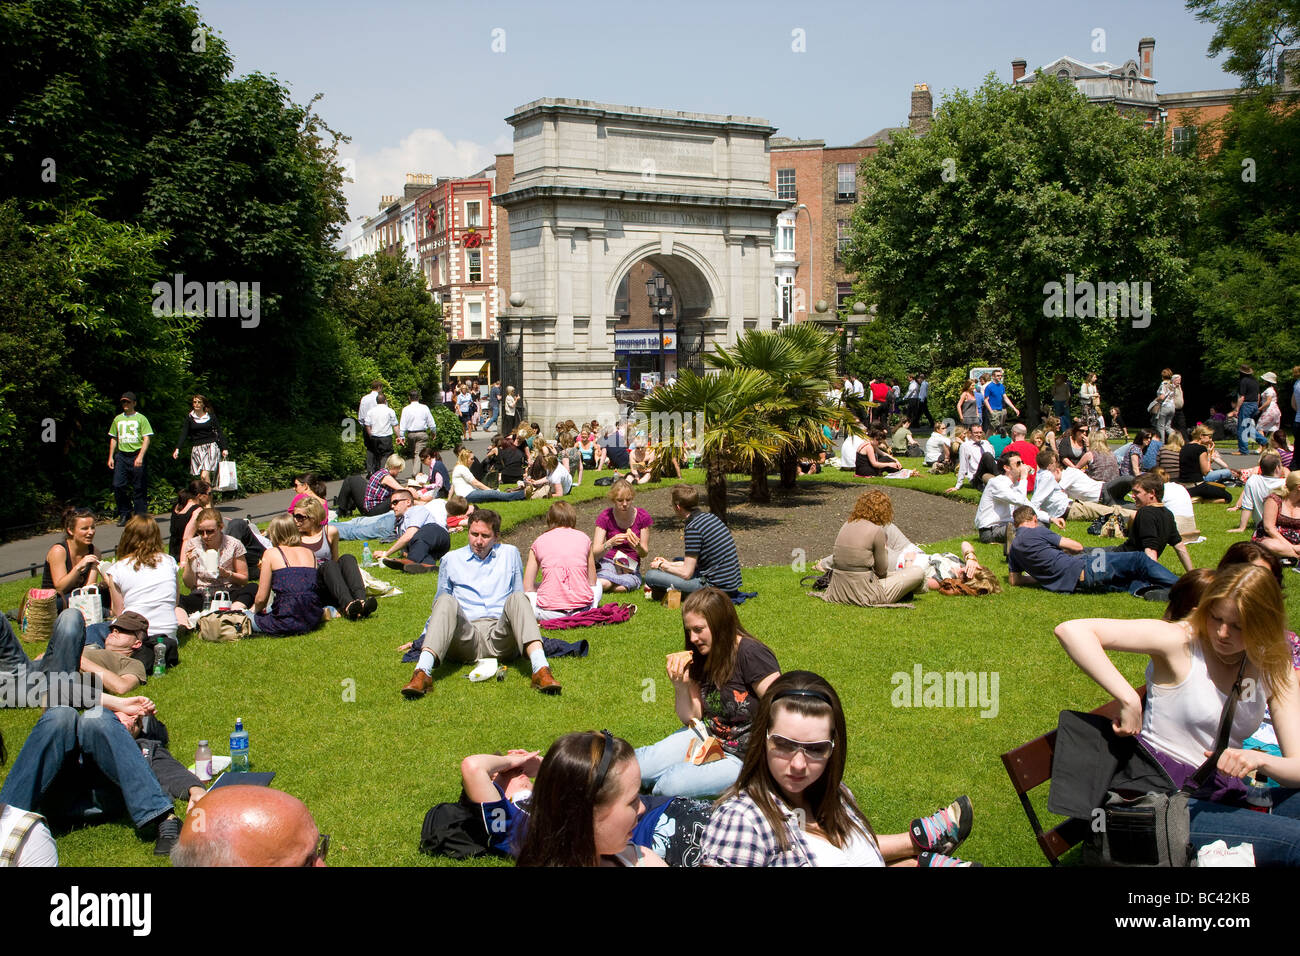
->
xmin=449 ymin=359 xmax=489 ymax=376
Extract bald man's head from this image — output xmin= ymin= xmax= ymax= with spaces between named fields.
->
xmin=1011 ymin=423 xmax=1027 ymax=439
xmin=171 ymin=786 xmax=325 ymax=867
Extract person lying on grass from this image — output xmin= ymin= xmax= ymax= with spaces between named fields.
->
xmin=700 ymin=671 xmax=978 ymax=867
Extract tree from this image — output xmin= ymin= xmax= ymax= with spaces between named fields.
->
xmin=328 ymin=253 xmax=446 ymax=401
xmin=636 ymin=370 xmax=788 ymax=521
xmin=845 ymin=74 xmax=1205 ymax=426
xmin=1187 ymin=0 xmax=1300 ymax=88
xmin=706 ymin=323 xmax=851 ymax=496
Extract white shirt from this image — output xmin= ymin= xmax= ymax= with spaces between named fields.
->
xmin=1029 ymin=469 xmax=1072 ymax=520
xmin=365 ymin=405 xmax=398 ymax=438
xmin=1238 ymin=474 xmax=1286 ymax=524
xmin=802 ymin=827 xmax=885 ymax=867
xmin=451 ymin=464 xmax=478 ymax=499
xmin=357 ymin=389 xmax=379 ymax=425
xmin=974 ymin=474 xmax=1045 ymax=530
xmin=923 ymin=431 xmax=950 ymax=465
xmin=399 ymin=501 xmax=448 ymax=533
xmin=549 ymin=464 xmax=573 ymax=495
xmin=904 ymin=380 xmax=919 ymax=400
xmin=851 ymin=379 xmax=865 ymax=398
xmin=103 ymin=555 xmax=179 ymax=639
xmin=398 ymin=402 xmax=436 ymax=434
xmin=1162 ymin=481 xmax=1196 ymax=520
xmin=840 ymin=435 xmax=864 ymax=467
xmin=1056 ymin=466 xmax=1103 ymax=503
xmin=953 ymin=441 xmax=984 ymax=488
xmin=0 ymin=805 xmax=57 ymax=867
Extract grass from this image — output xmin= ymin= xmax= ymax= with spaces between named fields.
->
xmin=2 ymin=466 xmax=1297 ymax=867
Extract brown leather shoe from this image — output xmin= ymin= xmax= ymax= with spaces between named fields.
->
xmin=401 ymin=669 xmax=432 ymax=699
xmin=530 ymin=666 xmax=562 ymax=696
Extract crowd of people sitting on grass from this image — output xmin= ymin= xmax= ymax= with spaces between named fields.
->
xmin=3 ymin=362 xmax=1300 ymax=868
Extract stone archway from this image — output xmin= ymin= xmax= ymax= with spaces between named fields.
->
xmin=493 ymin=98 xmax=788 ymax=426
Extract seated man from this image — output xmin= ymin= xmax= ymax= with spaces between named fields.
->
xmin=1007 ymin=506 xmax=1179 ymax=597
xmin=400 ymin=509 xmax=562 ymax=699
xmin=643 ymin=485 xmax=744 ymax=597
xmin=973 ymin=451 xmax=1061 ymax=544
xmin=1049 ymin=452 xmax=1132 ymax=507
xmin=1114 ymin=472 xmax=1195 ymax=573
xmin=0 ymin=692 xmax=188 ymax=855
xmin=1231 ymin=453 xmax=1287 ymax=532
xmin=375 ymin=490 xmax=457 ymax=573
xmin=1003 ymin=423 xmax=1041 ymax=494
xmin=1031 ymin=450 xmax=1132 ymax=523
xmin=172 ymin=785 xmax=327 ymax=867
xmin=951 ymin=425 xmax=999 ymax=491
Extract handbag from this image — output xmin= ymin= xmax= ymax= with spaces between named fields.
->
xmin=1091 ymin=655 xmax=1248 ymax=867
xmin=19 ymin=589 xmax=58 ymax=643
xmin=216 ymin=459 xmax=238 ymax=492
xmin=68 ymin=586 xmax=103 ymax=625
xmin=199 ymin=610 xmax=252 ymax=643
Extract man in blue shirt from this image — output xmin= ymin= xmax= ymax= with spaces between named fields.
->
xmin=982 ymin=370 xmax=1019 ymax=430
xmin=910 ymin=373 xmax=935 ymax=428
xmin=400 ymin=509 xmax=561 ymax=698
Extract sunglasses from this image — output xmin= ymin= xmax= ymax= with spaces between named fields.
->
xmin=302 ymin=832 xmax=330 ymax=866
xmin=767 ymin=732 xmax=835 ymax=761
xmin=292 ymin=512 xmax=311 ymax=521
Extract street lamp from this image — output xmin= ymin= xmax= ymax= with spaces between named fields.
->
xmin=796 ymin=203 xmax=814 ymax=321
xmin=645 ymin=272 xmax=673 ymax=385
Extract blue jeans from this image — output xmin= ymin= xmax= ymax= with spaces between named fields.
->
xmin=596 ymin=558 xmax=641 ymax=591
xmin=642 ymin=569 xmax=708 ymax=594
xmin=1081 ymin=550 xmax=1179 ymax=595
xmin=0 ymin=609 xmax=87 ymax=690
xmin=0 ymin=706 xmax=174 ymax=828
xmin=466 ymin=488 xmax=525 ymax=503
xmin=112 ymin=450 xmax=148 ymax=518
xmin=1053 ymin=400 xmax=1070 ymax=433
xmin=1190 ymin=789 xmax=1300 ymax=867
xmin=1238 ymin=402 xmax=1258 ymax=453
xmin=1203 ymin=468 xmax=1233 ymax=483
xmin=485 ymin=405 xmax=499 ymax=430
xmin=333 ymin=511 xmax=398 ymax=542
xmin=635 ymin=728 xmax=743 ymax=798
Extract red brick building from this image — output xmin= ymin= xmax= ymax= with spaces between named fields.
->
xmin=415 ymin=176 xmax=501 ymax=342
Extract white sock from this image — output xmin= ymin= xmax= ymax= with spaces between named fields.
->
xmin=529 ymin=647 xmax=548 ymax=673
xmin=417 ymin=650 xmax=437 ymax=675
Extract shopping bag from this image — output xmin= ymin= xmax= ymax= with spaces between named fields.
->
xmin=69 ymin=586 xmax=103 ymax=625
xmin=216 ymin=460 xmax=239 ymax=491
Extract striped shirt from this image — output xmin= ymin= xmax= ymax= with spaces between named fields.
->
xmin=701 ymin=787 xmax=877 ymax=867
xmin=683 ymin=510 xmax=742 ymax=593
xmin=363 ymin=469 xmax=393 ymax=511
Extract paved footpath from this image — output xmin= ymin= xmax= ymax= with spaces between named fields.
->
xmin=0 ymin=432 xmax=496 ymax=582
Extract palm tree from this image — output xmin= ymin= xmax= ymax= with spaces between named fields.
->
xmin=706 ymin=323 xmax=860 ymax=494
xmin=635 ymin=368 xmax=789 ymax=521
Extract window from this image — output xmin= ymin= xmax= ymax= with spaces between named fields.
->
xmin=837 ymin=164 xmax=856 ymax=202
xmin=836 ymin=220 xmax=851 ymax=261
xmin=467 ymin=249 xmax=482 ymax=283
xmin=465 ymin=201 xmax=482 ymax=228
xmin=467 ymin=300 xmax=483 ymax=339
xmin=1172 ymin=126 xmax=1192 ymax=155
xmin=779 ymin=278 xmax=794 ymax=324
xmin=614 ymin=274 xmax=629 ymax=316
xmin=777 ymin=223 xmax=795 ymax=253
xmin=1056 ymin=68 xmax=1071 ymax=81
xmin=436 ymin=204 xmax=445 ymax=234
xmin=776 ymin=168 xmax=797 ymax=201
xmin=836 ymin=282 xmax=853 ymax=311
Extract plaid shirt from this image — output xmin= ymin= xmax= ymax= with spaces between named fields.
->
xmin=363 ymin=469 xmax=392 ymax=512
xmin=700 ymin=788 xmax=874 ymax=867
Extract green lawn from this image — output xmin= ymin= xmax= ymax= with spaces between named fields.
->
xmin=2 ymin=469 xmax=1296 ymax=867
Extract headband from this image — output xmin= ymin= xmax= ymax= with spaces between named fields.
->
xmin=772 ymin=688 xmax=832 ymax=707
xmin=590 ymin=729 xmax=616 ymax=797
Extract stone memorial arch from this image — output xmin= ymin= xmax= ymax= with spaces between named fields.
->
xmin=493 ymin=98 xmax=789 ymax=426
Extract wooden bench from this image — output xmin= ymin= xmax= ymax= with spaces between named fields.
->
xmin=1000 ymin=688 xmax=1145 ymax=866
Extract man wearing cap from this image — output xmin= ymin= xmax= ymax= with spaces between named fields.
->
xmin=107 ymin=392 xmax=153 ymax=526
xmin=78 ymin=611 xmax=150 ymax=695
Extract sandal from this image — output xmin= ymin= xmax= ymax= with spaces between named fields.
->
xmin=344 ymin=600 xmax=364 ymax=620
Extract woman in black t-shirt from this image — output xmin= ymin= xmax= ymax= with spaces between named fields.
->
xmin=636 ymin=588 xmax=780 ymax=799
xmin=1177 ymin=427 xmax=1234 ymax=503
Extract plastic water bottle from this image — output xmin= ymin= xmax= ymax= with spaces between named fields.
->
xmin=362 ymin=541 xmax=373 ymax=567
xmin=194 ymin=740 xmax=213 ymax=783
xmin=230 ymin=718 xmax=250 ymax=772
xmin=153 ymin=636 xmax=167 ymax=676
xmin=1245 ymin=772 xmax=1273 ymax=813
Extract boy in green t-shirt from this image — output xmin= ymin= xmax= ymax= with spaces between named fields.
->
xmin=107 ymin=391 xmax=154 ymax=525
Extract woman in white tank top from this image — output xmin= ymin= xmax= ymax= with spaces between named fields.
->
xmin=700 ymin=672 xmax=977 ymax=867
xmin=1056 ymin=563 xmax=1300 ymax=866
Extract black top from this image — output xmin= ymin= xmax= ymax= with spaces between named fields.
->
xmin=1239 ymin=375 xmax=1260 ymax=404
xmin=174 ymin=412 xmax=226 ymax=453
xmin=1178 ymin=442 xmax=1207 ymax=483
xmin=41 ymin=543 xmax=100 ymax=593
xmin=169 ymin=503 xmax=199 ymax=560
xmin=1117 ymin=505 xmax=1181 ymax=556
xmin=497 ymin=445 xmax=526 ymax=484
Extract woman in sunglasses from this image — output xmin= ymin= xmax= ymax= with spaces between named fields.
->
xmin=636 ymin=588 xmax=781 ymax=798
xmin=702 ymin=671 xmax=976 ymax=866
xmin=516 ymin=731 xmax=667 ymax=867
xmin=179 ymin=508 xmax=255 ymax=613
xmin=292 ymin=498 xmax=374 ymax=620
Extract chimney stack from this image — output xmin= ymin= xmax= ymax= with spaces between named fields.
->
xmin=909 ymin=83 xmax=933 ymax=135
xmin=1012 ymin=58 xmax=1027 ymax=82
xmin=1138 ymin=37 xmax=1155 ymax=78
xmin=1280 ymin=48 xmax=1299 ymax=91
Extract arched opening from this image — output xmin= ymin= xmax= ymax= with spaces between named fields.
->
xmin=610 ymin=250 xmax=715 ymax=391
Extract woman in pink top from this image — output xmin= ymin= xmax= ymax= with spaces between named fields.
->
xmin=525 ymin=501 xmax=600 ymax=621
xmin=592 ymin=479 xmax=652 ymax=592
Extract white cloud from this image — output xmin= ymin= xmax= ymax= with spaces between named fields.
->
xmin=338 ymin=127 xmax=512 ymax=243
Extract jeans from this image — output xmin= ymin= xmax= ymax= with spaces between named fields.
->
xmin=1203 ymin=468 xmax=1233 ymax=483
xmin=1101 ymin=477 xmax=1135 ymax=506
xmin=0 ymin=706 xmax=174 ymax=828
xmin=635 ymin=728 xmax=744 ymax=798
xmin=333 ymin=511 xmax=398 ymax=542
xmin=485 ymin=406 xmax=499 ymax=430
xmin=596 ymin=558 xmax=641 ymax=591
xmin=407 ymin=524 xmax=451 ymax=565
xmin=642 ymin=568 xmax=709 ymax=594
xmin=1153 ymin=407 xmax=1174 ymax=442
xmin=1080 ymin=549 xmax=1179 ymax=595
xmin=0 ymin=609 xmax=88 ymax=690
xmin=112 ymin=450 xmax=148 ymax=518
xmin=1238 ymin=401 xmax=1258 ymax=453
xmin=1190 ymin=789 xmax=1300 ymax=867
xmin=1053 ymin=400 xmax=1071 ymax=433
xmin=466 ymin=488 xmax=525 ymax=503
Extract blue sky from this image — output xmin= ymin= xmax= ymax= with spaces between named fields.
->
xmin=200 ymin=0 xmax=1238 ymax=238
